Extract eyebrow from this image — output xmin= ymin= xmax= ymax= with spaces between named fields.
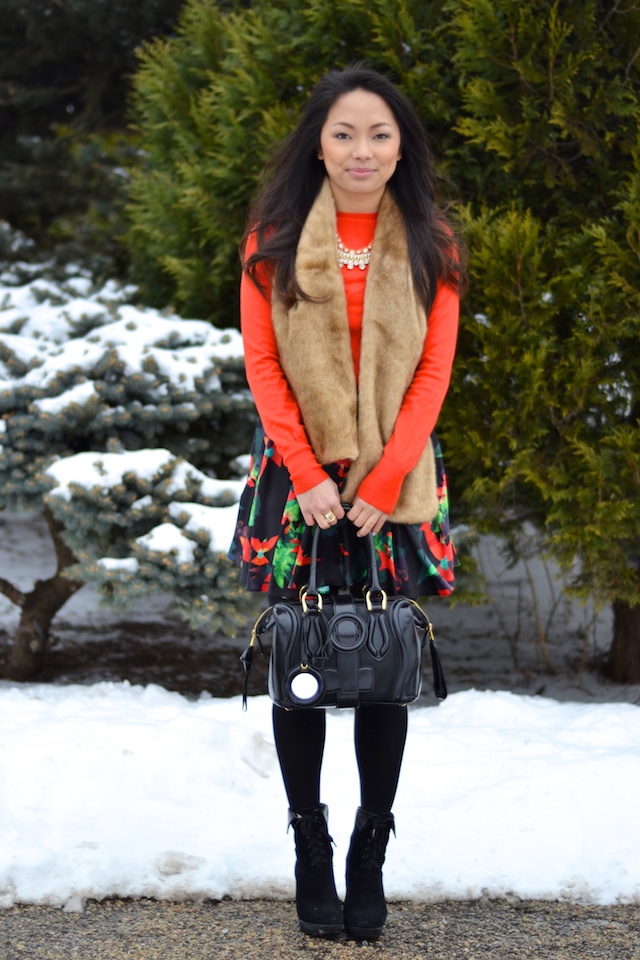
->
xmin=330 ymin=121 xmax=393 ymax=129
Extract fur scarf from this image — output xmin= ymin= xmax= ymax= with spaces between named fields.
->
xmin=271 ymin=178 xmax=438 ymax=523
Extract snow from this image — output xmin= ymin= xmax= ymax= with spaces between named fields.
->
xmin=135 ymin=521 xmax=197 ymax=563
xmin=168 ymin=501 xmax=242 ymax=551
xmin=33 ymin=379 xmax=98 ymax=414
xmin=0 ymin=682 xmax=639 ymax=910
xmin=0 ymin=331 xmax=49 ymax=365
xmin=96 ymin=557 xmax=140 ymax=574
xmin=4 ymin=314 xmax=237 ymax=393
xmin=45 ymin=448 xmax=176 ymax=501
xmin=162 ymin=460 xmax=245 ymax=501
xmin=62 ymin=276 xmax=94 ymax=298
xmin=0 ymin=274 xmax=243 ymax=398
xmin=45 ymin=450 xmax=244 ymax=557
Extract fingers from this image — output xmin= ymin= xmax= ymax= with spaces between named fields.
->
xmin=316 ymin=499 xmax=345 ymax=529
xmin=333 ymin=501 xmax=346 ymax=522
xmin=300 ymin=506 xmax=317 ymax=527
xmin=298 ymin=488 xmax=387 ymax=534
xmin=316 ymin=509 xmax=336 ymax=531
xmin=347 ymin=498 xmax=389 ymax=537
xmin=296 ymin=480 xmax=344 ymax=529
xmin=299 ymin=505 xmax=334 ymax=529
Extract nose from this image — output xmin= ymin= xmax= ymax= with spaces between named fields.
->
xmin=351 ymin=138 xmax=372 ymax=160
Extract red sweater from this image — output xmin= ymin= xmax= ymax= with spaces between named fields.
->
xmin=241 ymin=211 xmax=459 ymax=515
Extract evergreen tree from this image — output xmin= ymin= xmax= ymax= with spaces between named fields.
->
xmin=126 ymin=0 xmax=640 ymax=681
xmin=439 ymin=0 xmax=640 ymax=679
xmin=0 ymin=253 xmax=254 ymax=680
xmin=0 ymin=0 xmax=184 ymax=268
xmin=125 ymin=0 xmax=457 ymax=325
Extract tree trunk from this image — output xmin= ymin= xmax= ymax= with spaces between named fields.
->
xmin=4 ymin=510 xmax=83 ymax=681
xmin=607 ymin=600 xmax=640 ymax=685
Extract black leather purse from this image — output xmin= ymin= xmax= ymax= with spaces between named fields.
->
xmin=241 ymin=517 xmax=447 ymax=709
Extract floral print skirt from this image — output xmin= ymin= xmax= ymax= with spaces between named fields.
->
xmin=228 ymin=424 xmax=457 ymax=599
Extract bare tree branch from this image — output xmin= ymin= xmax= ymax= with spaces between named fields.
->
xmin=0 ymin=578 xmax=25 ymax=608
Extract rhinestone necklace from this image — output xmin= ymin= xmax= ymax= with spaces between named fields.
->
xmin=336 ymin=232 xmax=372 ymax=270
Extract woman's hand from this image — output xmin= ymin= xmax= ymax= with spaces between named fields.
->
xmin=347 ymin=497 xmax=389 ymax=537
xmin=296 ymin=479 xmax=345 ymax=529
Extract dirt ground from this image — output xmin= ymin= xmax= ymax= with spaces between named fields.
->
xmin=0 ymin=601 xmax=621 ymax=703
xmin=1 ymin=590 xmax=636 ymax=706
xmin=4 ymin=510 xmax=639 ymax=704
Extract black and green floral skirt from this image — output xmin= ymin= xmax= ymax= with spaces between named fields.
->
xmin=228 ymin=424 xmax=457 ymax=599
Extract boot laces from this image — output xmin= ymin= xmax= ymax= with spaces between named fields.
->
xmin=297 ymin=814 xmax=334 ymax=867
xmin=360 ymin=821 xmax=392 ymax=871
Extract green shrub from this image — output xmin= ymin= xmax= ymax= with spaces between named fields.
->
xmin=124 ymin=0 xmax=459 ymax=326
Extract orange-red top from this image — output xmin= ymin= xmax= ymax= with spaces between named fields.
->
xmin=241 ymin=211 xmax=459 ymax=514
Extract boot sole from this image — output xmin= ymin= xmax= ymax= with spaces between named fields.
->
xmin=345 ymin=924 xmax=384 ymax=941
xmin=299 ymin=919 xmax=343 ymax=938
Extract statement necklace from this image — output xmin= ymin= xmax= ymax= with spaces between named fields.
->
xmin=336 ymin=232 xmax=372 ymax=270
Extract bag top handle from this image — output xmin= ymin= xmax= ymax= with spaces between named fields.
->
xmin=303 ymin=504 xmax=384 ymax=610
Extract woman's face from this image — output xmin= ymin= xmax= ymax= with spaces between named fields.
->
xmin=318 ymin=88 xmax=402 ymax=212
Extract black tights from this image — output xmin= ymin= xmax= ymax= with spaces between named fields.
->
xmin=272 ymin=703 xmax=408 ymax=814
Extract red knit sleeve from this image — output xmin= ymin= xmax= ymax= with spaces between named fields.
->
xmin=241 ymin=235 xmax=328 ymax=494
xmin=355 ymin=281 xmax=459 ymax=514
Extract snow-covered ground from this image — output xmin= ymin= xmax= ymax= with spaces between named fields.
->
xmin=1 ymin=682 xmax=639 ymax=910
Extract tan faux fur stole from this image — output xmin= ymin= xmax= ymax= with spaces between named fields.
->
xmin=271 ymin=178 xmax=438 ymax=524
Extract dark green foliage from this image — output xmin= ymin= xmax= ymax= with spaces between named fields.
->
xmin=0 ymin=0 xmax=184 ymax=134
xmin=0 ymin=0 xmax=184 ymax=268
xmin=4 ymin=0 xmax=639 ymax=672
xmin=126 ymin=0 xmax=640 ymax=669
xmin=448 ymin=0 xmax=639 ymax=219
xmin=439 ymin=0 xmax=640 ymax=614
xmin=124 ymin=0 xmax=460 ymax=325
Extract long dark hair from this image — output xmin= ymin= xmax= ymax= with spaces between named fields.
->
xmin=242 ymin=66 xmax=466 ymax=312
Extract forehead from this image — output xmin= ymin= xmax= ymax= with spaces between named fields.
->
xmin=325 ymin=89 xmax=398 ymax=127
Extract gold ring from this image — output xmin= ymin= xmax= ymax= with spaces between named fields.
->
xmin=323 ymin=511 xmax=336 ymax=523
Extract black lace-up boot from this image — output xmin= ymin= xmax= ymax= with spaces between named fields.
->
xmin=344 ymin=806 xmax=396 ymax=940
xmin=287 ymin=804 xmax=343 ymax=937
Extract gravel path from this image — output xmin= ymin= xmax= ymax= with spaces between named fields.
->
xmin=2 ymin=898 xmax=639 ymax=960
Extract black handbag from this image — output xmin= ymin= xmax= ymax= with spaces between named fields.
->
xmin=240 ymin=516 xmax=447 ymax=709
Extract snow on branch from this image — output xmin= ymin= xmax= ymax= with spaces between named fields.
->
xmin=0 ymin=264 xmax=254 ymax=635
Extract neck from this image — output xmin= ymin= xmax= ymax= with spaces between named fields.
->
xmin=328 ymin=182 xmax=385 ymax=214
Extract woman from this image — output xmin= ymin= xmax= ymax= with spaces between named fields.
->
xmin=229 ymin=65 xmax=465 ymax=940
